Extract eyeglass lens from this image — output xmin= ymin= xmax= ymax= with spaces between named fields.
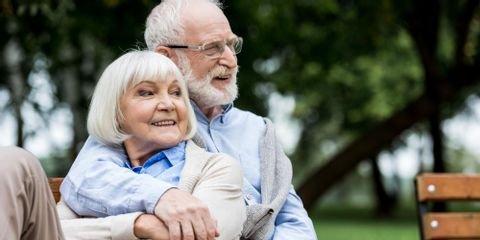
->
xmin=203 ymin=38 xmax=243 ymax=56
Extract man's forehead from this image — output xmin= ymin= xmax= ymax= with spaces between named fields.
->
xmin=181 ymin=1 xmax=234 ymax=42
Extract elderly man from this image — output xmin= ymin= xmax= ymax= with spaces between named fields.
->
xmin=60 ymin=0 xmax=317 ymax=240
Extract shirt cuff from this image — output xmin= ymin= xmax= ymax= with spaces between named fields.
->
xmin=111 ymin=212 xmax=143 ymax=240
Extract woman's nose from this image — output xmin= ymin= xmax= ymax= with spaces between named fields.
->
xmin=156 ymin=96 xmax=175 ymax=111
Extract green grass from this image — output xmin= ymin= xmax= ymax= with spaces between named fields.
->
xmin=312 ymin=205 xmax=419 ymax=240
xmin=314 ymin=218 xmax=418 ymax=240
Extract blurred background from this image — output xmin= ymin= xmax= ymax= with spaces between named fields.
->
xmin=1 ymin=1 xmax=480 ymax=239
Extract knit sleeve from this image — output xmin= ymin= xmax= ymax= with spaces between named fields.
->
xmin=58 ymin=200 xmax=142 ymax=240
xmin=192 ymin=153 xmax=246 ymax=240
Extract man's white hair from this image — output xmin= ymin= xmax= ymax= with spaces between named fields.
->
xmin=87 ymin=50 xmax=197 ymax=146
xmin=144 ymin=0 xmax=223 ymax=50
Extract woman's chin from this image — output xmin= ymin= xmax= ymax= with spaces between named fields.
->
xmin=149 ymin=136 xmax=183 ymax=150
xmin=125 ymin=131 xmax=186 ymax=152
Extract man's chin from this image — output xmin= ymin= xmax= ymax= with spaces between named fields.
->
xmin=193 ymin=92 xmax=236 ymax=108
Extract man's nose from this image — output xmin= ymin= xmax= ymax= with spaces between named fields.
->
xmin=218 ymin=46 xmax=237 ymax=69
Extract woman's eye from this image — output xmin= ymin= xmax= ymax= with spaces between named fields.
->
xmin=171 ymin=89 xmax=182 ymax=96
xmin=138 ymin=90 xmax=153 ymax=96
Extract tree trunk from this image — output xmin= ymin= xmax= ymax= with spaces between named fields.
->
xmin=371 ymin=156 xmax=398 ymax=217
xmin=6 ymin=40 xmax=26 ymax=147
xmin=430 ymin=105 xmax=447 ymax=211
xmin=69 ymin=104 xmax=88 ymax=162
xmin=430 ymin=108 xmax=445 ymax=173
xmin=291 ymin=120 xmax=319 ymax=177
xmin=63 ymin=72 xmax=88 ymax=162
xmin=13 ymin=103 xmax=24 ymax=147
xmin=298 ymin=94 xmax=435 ymax=210
xmin=298 ymin=62 xmax=480 ymax=210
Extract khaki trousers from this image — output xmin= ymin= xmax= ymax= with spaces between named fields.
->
xmin=0 ymin=146 xmax=64 ymax=240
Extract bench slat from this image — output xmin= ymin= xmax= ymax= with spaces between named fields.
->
xmin=416 ymin=174 xmax=480 ymax=201
xmin=48 ymin=177 xmax=63 ymax=203
xmin=423 ymin=212 xmax=480 ymax=239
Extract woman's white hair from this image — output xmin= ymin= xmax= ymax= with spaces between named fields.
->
xmin=144 ymin=0 xmax=223 ymax=50
xmin=87 ymin=50 xmax=197 ymax=146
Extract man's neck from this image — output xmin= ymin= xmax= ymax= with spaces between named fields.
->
xmin=200 ymin=105 xmax=224 ymax=120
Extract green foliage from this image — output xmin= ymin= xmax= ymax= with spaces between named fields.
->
xmin=224 ymin=1 xmax=427 ymax=177
xmin=2 ymin=1 xmax=480 ymax=208
xmin=40 ymin=149 xmax=72 ymax=177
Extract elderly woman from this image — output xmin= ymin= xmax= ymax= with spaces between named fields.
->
xmin=0 ymin=51 xmax=245 ymax=240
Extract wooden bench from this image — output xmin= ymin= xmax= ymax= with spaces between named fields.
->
xmin=415 ymin=174 xmax=480 ymax=240
xmin=48 ymin=177 xmax=63 ymax=203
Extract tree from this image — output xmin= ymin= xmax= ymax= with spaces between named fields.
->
xmin=296 ymin=0 xmax=480 ymax=210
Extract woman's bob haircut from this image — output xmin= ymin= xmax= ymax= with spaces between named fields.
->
xmin=87 ymin=50 xmax=197 ymax=146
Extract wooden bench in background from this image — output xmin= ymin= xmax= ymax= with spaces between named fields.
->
xmin=48 ymin=177 xmax=63 ymax=203
xmin=415 ymin=174 xmax=480 ymax=240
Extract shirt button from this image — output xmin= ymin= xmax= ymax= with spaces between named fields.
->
xmin=245 ymin=194 xmax=255 ymax=205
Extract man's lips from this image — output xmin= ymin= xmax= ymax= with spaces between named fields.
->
xmin=213 ymin=75 xmax=231 ymax=81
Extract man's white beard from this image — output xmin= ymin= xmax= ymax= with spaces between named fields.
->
xmin=177 ymin=54 xmax=238 ymax=109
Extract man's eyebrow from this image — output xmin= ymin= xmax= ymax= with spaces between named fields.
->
xmin=202 ymin=34 xmax=237 ymax=43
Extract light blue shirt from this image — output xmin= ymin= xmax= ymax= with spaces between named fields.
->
xmin=61 ymin=102 xmax=316 ymax=239
xmin=192 ymin=102 xmax=316 ymax=240
xmin=126 ymin=141 xmax=186 ymax=184
xmin=60 ymin=142 xmax=186 ymax=217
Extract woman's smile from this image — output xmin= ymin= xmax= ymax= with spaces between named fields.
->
xmin=151 ymin=119 xmax=177 ymax=127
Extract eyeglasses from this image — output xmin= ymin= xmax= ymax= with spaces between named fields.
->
xmin=166 ymin=37 xmax=243 ymax=58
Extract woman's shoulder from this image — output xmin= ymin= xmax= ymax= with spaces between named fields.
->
xmin=185 ymin=140 xmax=243 ymax=176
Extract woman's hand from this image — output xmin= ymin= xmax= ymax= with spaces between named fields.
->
xmin=154 ymin=188 xmax=219 ymax=240
xmin=134 ymin=214 xmax=169 ymax=240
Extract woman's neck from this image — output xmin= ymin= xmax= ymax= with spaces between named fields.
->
xmin=123 ymin=139 xmax=159 ymax=167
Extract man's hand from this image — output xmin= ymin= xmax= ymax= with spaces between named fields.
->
xmin=154 ymin=188 xmax=219 ymax=240
xmin=134 ymin=214 xmax=169 ymax=240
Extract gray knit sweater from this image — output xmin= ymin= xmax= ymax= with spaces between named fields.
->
xmin=194 ymin=118 xmax=292 ymax=240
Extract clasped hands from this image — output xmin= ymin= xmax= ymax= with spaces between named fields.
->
xmin=134 ymin=188 xmax=219 ymax=240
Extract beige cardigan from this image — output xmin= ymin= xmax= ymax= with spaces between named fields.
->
xmin=58 ymin=140 xmax=246 ymax=240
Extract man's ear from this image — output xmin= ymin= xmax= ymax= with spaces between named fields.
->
xmin=155 ymin=46 xmax=179 ymax=63
xmin=155 ymin=46 xmax=173 ymax=58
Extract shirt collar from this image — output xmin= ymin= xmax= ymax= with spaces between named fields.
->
xmin=124 ymin=141 xmax=186 ymax=170
xmin=162 ymin=141 xmax=186 ymax=166
xmin=190 ymin=100 xmax=234 ymax=124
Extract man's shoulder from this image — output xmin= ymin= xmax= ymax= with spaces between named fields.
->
xmin=230 ymin=107 xmax=266 ymax=124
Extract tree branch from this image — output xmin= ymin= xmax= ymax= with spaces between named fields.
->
xmin=298 ymin=65 xmax=480 ymax=210
xmin=454 ymin=0 xmax=480 ymax=66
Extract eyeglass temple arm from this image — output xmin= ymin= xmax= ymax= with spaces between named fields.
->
xmin=166 ymin=45 xmax=189 ymax=49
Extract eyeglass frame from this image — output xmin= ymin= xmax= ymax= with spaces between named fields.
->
xmin=165 ymin=36 xmax=243 ymax=58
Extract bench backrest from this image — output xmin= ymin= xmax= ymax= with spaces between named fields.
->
xmin=415 ymin=174 xmax=480 ymax=239
xmin=48 ymin=177 xmax=63 ymax=203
